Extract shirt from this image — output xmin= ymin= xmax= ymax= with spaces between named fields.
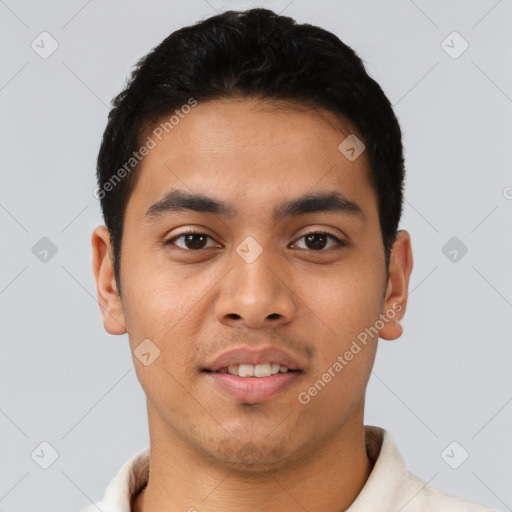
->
xmin=80 ymin=425 xmax=494 ymax=512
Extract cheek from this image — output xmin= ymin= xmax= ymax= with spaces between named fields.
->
xmin=120 ymin=249 xmax=217 ymax=378
xmin=296 ymin=248 xmax=384 ymax=404
xmin=120 ymin=245 xmax=195 ymax=332
xmin=299 ymin=257 xmax=384 ymax=346
xmin=121 ymin=270 xmax=204 ymax=412
xmin=298 ymin=272 xmax=380 ymax=417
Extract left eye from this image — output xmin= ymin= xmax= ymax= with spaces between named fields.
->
xmin=166 ymin=231 xmax=344 ymax=252
xmin=292 ymin=232 xmax=345 ymax=251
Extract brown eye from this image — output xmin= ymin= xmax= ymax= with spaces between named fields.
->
xmin=167 ymin=232 xmax=218 ymax=251
xmin=294 ymin=232 xmax=345 ymax=251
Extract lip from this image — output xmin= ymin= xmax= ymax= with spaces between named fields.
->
xmin=202 ymin=346 xmax=305 ymax=403
xmin=202 ymin=346 xmax=304 ymax=372
xmin=204 ymin=371 xmax=303 ymax=403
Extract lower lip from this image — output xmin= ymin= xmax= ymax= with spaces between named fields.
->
xmin=203 ymin=371 xmax=303 ymax=403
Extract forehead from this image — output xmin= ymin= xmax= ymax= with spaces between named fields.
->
xmin=127 ymin=98 xmax=377 ymax=223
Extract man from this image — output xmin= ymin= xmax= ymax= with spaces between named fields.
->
xmin=87 ymin=8 xmax=493 ymax=512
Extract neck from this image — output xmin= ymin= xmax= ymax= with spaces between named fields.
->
xmin=133 ymin=406 xmax=372 ymax=512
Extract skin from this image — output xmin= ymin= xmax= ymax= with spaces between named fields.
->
xmin=92 ymin=97 xmax=413 ymax=512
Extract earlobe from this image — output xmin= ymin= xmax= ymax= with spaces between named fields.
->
xmin=379 ymin=230 xmax=413 ymax=341
xmin=91 ymin=226 xmax=127 ymax=335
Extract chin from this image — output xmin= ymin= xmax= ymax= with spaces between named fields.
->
xmin=200 ymin=435 xmax=299 ymax=472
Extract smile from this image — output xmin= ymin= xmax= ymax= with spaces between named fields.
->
xmin=213 ymin=363 xmax=294 ymax=377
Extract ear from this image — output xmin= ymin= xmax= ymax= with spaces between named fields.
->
xmin=91 ymin=225 xmax=127 ymax=335
xmin=378 ymin=229 xmax=413 ymax=341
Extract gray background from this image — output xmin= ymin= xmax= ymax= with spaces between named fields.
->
xmin=1 ymin=0 xmax=511 ymax=511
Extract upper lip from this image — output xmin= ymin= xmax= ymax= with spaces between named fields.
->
xmin=203 ymin=346 xmax=304 ymax=372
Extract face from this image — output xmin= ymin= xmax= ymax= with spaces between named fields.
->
xmin=92 ymin=97 xmax=412 ymax=470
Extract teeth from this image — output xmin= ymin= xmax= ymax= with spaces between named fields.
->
xmin=254 ymin=363 xmax=271 ymax=377
xmin=238 ymin=364 xmax=254 ymax=377
xmin=222 ymin=363 xmax=292 ymax=377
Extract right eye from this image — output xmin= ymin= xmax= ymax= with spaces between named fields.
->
xmin=165 ymin=231 xmax=221 ymax=251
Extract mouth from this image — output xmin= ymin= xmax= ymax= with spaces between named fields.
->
xmin=207 ymin=363 xmax=300 ymax=377
xmin=202 ymin=347 xmax=305 ymax=403
xmin=202 ymin=368 xmax=303 ymax=403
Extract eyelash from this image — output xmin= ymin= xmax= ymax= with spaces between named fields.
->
xmin=165 ymin=229 xmax=347 ymax=252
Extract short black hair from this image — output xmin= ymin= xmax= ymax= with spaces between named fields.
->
xmin=96 ymin=7 xmax=405 ymax=294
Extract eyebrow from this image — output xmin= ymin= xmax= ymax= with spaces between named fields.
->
xmin=145 ymin=189 xmax=365 ymax=222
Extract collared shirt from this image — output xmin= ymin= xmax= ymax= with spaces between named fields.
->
xmin=80 ymin=425 xmax=494 ymax=512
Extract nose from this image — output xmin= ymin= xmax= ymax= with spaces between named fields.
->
xmin=215 ymin=245 xmax=296 ymax=330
